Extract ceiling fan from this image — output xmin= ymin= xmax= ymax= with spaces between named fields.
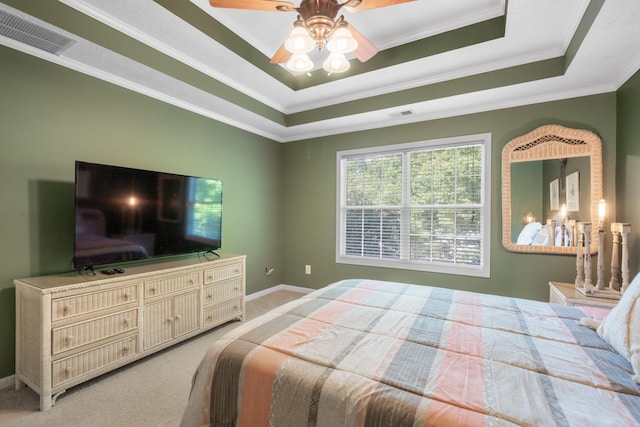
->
xmin=209 ymin=0 xmax=415 ymax=74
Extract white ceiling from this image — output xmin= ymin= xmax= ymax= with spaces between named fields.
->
xmin=1 ymin=0 xmax=640 ymax=142
xmin=199 ymin=0 xmax=507 ymax=64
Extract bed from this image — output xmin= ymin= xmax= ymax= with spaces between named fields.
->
xmin=517 ymin=221 xmax=571 ymax=246
xmin=180 ymin=278 xmax=640 ymax=426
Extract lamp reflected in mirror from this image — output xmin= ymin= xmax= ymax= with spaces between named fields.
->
xmin=524 ymin=212 xmax=535 ymax=224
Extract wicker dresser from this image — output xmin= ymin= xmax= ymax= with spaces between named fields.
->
xmin=14 ymin=254 xmax=245 ymax=411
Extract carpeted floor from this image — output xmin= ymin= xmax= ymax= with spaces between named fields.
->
xmin=0 ymin=289 xmax=305 ymax=427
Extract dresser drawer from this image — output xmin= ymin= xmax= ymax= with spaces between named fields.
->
xmin=204 ymin=263 xmax=243 ymax=284
xmin=52 ymin=334 xmax=138 ymax=387
xmin=203 ymin=278 xmax=243 ymax=306
xmin=52 ymin=309 xmax=138 ymax=355
xmin=144 ymin=272 xmax=200 ymax=299
xmin=203 ymin=298 xmax=242 ymax=327
xmin=52 ymin=284 xmax=138 ymax=321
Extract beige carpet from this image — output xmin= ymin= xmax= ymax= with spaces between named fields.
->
xmin=0 ymin=289 xmax=305 ymax=427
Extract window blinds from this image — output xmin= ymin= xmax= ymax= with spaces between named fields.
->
xmin=341 ymin=144 xmax=483 ymax=266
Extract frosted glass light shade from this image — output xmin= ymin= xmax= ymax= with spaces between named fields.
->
xmin=323 ymin=52 xmax=350 ymax=73
xmin=284 ymin=26 xmax=314 ymax=54
xmin=327 ymin=27 xmax=357 ymax=53
xmin=287 ymin=53 xmax=314 ymax=72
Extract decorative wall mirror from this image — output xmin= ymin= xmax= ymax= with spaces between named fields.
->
xmin=502 ymin=124 xmax=603 ymax=254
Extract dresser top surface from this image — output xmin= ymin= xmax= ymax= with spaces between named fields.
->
xmin=14 ymin=253 xmax=245 ymax=292
xmin=549 ymin=281 xmax=619 ymax=307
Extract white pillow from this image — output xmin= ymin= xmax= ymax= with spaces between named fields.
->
xmin=531 ymin=224 xmax=549 ymax=246
xmin=597 ymin=273 xmax=640 ymax=382
xmin=517 ymin=222 xmax=542 ymax=245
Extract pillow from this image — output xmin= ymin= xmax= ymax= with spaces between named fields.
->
xmin=531 ymin=224 xmax=549 ymax=246
xmin=597 ymin=273 xmax=640 ymax=382
xmin=517 ymin=222 xmax=542 ymax=245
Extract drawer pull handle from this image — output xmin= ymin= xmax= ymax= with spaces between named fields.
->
xmin=65 ymin=335 xmax=74 ymax=342
xmin=167 ymin=318 xmax=173 ymax=323
xmin=175 ymin=315 xmax=181 ymax=321
xmin=63 ymin=306 xmax=71 ymax=314
xmin=207 ymin=276 xmax=213 ymax=281
xmin=207 ymin=294 xmax=212 ymax=299
xmin=150 ymin=288 xmax=156 ymax=294
xmin=64 ymin=367 xmax=73 ymax=375
xmin=123 ymin=346 xmax=130 ymax=354
xmin=123 ymin=293 xmax=129 ymax=301
xmin=123 ymin=319 xmax=129 ymax=326
xmin=207 ymin=315 xmax=212 ymax=321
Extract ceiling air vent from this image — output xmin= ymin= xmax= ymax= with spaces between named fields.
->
xmin=389 ymin=109 xmax=415 ymax=119
xmin=0 ymin=9 xmax=75 ymax=55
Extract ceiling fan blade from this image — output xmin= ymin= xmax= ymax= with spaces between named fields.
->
xmin=347 ymin=23 xmax=378 ymax=62
xmin=209 ymin=0 xmax=296 ymax=12
xmin=270 ymin=44 xmax=292 ymax=64
xmin=345 ymin=0 xmax=415 ymax=13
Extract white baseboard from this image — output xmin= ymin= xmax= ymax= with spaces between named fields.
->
xmin=0 ymin=374 xmax=15 ymax=391
xmin=246 ymin=284 xmax=313 ymax=302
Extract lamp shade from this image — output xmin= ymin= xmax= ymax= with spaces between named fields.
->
xmin=327 ymin=27 xmax=357 ymax=53
xmin=323 ymin=52 xmax=350 ymax=73
xmin=287 ymin=53 xmax=313 ymax=72
xmin=284 ymin=26 xmax=314 ymax=54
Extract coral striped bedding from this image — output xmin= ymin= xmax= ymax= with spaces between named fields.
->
xmin=180 ymin=279 xmax=640 ymax=426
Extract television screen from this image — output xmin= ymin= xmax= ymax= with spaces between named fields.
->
xmin=73 ymin=161 xmax=222 ymax=270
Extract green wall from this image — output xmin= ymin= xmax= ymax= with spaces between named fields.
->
xmin=0 ymin=46 xmax=284 ymax=378
xmin=280 ymin=95 xmax=618 ymax=301
xmin=511 ymin=161 xmax=543 ymax=240
xmin=617 ymin=68 xmax=640 ymax=273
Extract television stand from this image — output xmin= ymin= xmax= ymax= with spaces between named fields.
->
xmin=14 ymin=254 xmax=245 ymax=411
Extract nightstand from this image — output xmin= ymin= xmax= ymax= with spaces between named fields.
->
xmin=549 ymin=281 xmax=618 ymax=309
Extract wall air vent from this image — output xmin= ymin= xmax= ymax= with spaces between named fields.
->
xmin=0 ymin=9 xmax=75 ymax=55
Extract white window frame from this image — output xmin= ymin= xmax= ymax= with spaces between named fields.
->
xmin=336 ymin=133 xmax=491 ymax=278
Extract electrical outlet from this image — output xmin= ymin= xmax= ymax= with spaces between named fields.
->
xmin=305 ymin=265 xmax=311 ymax=275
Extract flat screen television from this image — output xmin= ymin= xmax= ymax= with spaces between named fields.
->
xmin=73 ymin=161 xmax=222 ymax=270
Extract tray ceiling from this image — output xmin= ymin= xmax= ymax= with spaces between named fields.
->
xmin=1 ymin=0 xmax=639 ymax=142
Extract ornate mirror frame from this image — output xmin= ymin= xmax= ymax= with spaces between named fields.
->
xmin=502 ymin=124 xmax=603 ymax=254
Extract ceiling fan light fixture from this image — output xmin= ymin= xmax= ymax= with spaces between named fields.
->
xmin=287 ymin=52 xmax=314 ymax=72
xmin=209 ymin=0 xmax=410 ymax=76
xmin=327 ymin=27 xmax=357 ymax=53
xmin=284 ymin=24 xmax=315 ymax=54
xmin=323 ymin=52 xmax=350 ymax=73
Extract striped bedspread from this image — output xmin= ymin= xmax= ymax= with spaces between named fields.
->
xmin=181 ymin=279 xmax=640 ymax=426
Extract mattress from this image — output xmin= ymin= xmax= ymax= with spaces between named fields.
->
xmin=181 ymin=279 xmax=640 ymax=426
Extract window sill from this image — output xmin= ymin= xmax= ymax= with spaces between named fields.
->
xmin=336 ymin=255 xmax=490 ymax=278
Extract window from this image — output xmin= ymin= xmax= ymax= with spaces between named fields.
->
xmin=185 ymin=177 xmax=223 ymax=243
xmin=336 ymin=134 xmax=491 ymax=277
